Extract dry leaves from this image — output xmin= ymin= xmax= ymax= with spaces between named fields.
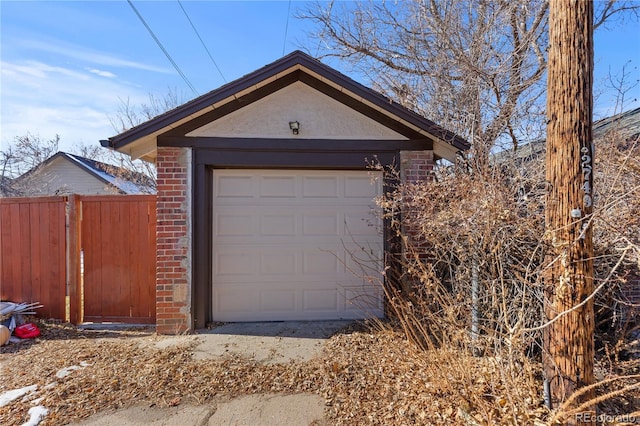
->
xmin=0 ymin=321 xmax=637 ymax=425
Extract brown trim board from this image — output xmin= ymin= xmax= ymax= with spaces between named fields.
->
xmin=106 ymin=51 xmax=468 ymax=153
xmin=159 ymin=136 xmax=433 ymax=151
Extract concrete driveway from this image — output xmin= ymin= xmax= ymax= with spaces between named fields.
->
xmin=74 ymin=321 xmax=353 ymax=426
xmin=183 ymin=320 xmax=352 ymax=364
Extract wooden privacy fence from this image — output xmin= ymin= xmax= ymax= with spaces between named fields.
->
xmin=0 ymin=195 xmax=156 ymax=324
xmin=0 ymin=197 xmax=67 ymax=320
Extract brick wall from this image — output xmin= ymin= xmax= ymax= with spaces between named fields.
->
xmin=155 ymin=147 xmax=191 ymax=334
xmin=400 ymin=150 xmax=434 ymax=184
xmin=399 ymin=151 xmax=435 ymax=260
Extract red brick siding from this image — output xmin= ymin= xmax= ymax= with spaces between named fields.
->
xmin=401 ymin=150 xmax=434 ymax=184
xmin=155 ymin=147 xmax=191 ymax=334
xmin=400 ymin=151 xmax=435 ymax=259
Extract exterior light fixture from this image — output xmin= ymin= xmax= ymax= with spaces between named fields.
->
xmin=289 ymin=121 xmax=300 ymax=135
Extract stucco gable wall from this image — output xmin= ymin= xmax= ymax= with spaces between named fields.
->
xmin=187 ymin=81 xmax=408 ymax=140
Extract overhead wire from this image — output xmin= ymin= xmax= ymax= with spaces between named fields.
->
xmin=177 ymin=0 xmax=226 ymax=83
xmin=127 ymin=0 xmax=199 ymax=96
xmin=282 ymin=0 xmax=292 ymax=56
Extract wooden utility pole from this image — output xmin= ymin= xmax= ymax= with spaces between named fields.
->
xmin=543 ymin=0 xmax=595 ymax=418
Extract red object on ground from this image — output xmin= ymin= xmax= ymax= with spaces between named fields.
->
xmin=14 ymin=323 xmax=40 ymax=339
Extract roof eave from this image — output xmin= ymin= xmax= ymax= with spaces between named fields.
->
xmin=104 ymin=50 xmax=470 ymax=158
xmin=106 ymin=52 xmax=313 ymax=149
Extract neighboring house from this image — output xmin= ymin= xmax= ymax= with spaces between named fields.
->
xmin=102 ymin=50 xmax=469 ymax=333
xmin=8 ymin=151 xmax=155 ymax=196
xmin=495 ymin=107 xmax=640 ymax=164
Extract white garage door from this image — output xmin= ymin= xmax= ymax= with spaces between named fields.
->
xmin=212 ymin=169 xmax=384 ymax=322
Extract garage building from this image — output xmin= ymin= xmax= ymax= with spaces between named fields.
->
xmin=102 ymin=51 xmax=468 ymax=333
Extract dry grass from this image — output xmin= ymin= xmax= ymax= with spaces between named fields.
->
xmin=320 ymin=325 xmax=548 ymax=425
xmin=0 ymin=321 xmax=320 ymax=425
xmin=0 ymin=320 xmax=535 ymax=426
xmin=1 ymin=320 xmax=638 ymax=425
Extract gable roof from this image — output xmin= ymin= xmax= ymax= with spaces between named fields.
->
xmin=13 ymin=152 xmax=154 ymax=195
xmin=102 ymin=50 xmax=469 ymax=163
xmin=593 ymin=106 xmax=640 ymax=140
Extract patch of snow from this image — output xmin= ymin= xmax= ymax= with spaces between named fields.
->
xmin=92 ymin=167 xmax=146 ymax=193
xmin=65 ymin=153 xmax=151 ymax=194
xmin=31 ymin=397 xmax=44 ymax=405
xmin=21 ymin=392 xmax=36 ymax=403
xmin=79 ymin=361 xmax=92 ymax=367
xmin=0 ymin=385 xmax=38 ymax=407
xmin=21 ymin=405 xmax=48 ymax=426
xmin=55 ymin=365 xmax=83 ymax=379
xmin=43 ymin=383 xmax=57 ymax=390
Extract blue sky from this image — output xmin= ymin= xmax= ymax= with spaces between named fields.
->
xmin=1 ymin=1 xmax=639 ymax=152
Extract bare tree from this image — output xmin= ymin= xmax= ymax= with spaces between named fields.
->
xmin=0 ymin=134 xmax=155 ymax=196
xmin=0 ymin=146 xmax=19 ymax=197
xmin=103 ymin=88 xmax=184 ymax=185
xmin=604 ymin=60 xmax=639 ymax=116
xmin=0 ymin=134 xmax=60 ymax=195
xmin=302 ymin=0 xmax=639 ymax=170
xmin=0 ymin=90 xmax=181 ymax=196
xmin=108 ymin=88 xmax=181 ymax=134
xmin=5 ymin=133 xmax=60 ymax=175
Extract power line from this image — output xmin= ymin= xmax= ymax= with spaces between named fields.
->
xmin=177 ymin=0 xmax=226 ymax=83
xmin=282 ymin=0 xmax=292 ymax=56
xmin=127 ymin=0 xmax=198 ymax=96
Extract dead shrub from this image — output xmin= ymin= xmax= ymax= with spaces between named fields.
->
xmin=364 ymin=126 xmax=639 ymax=422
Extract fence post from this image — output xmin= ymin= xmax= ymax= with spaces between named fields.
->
xmin=67 ymin=194 xmax=82 ymax=324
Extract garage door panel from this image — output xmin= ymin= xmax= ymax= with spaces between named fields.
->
xmin=260 ymin=176 xmax=297 ymax=197
xmin=215 ymin=252 xmax=257 ymax=276
xmin=215 ymin=175 xmax=255 ymax=197
xmin=303 ymin=289 xmax=339 ymax=311
xmin=260 ymin=214 xmax=296 ymax=235
xmin=303 ymin=214 xmax=339 ymax=235
xmin=212 ymin=169 xmax=384 ymax=322
xmin=261 ymin=290 xmax=297 ymax=312
xmin=345 ymin=175 xmax=380 ymax=198
xmin=345 ymin=248 xmax=383 ymax=272
xmin=260 ymin=252 xmax=297 ymax=275
xmin=215 ymin=211 xmax=380 ymax=237
xmin=345 ymin=286 xmax=384 ymax=312
xmin=216 ymin=214 xmax=254 ymax=236
xmin=215 ymin=289 xmax=258 ymax=314
xmin=302 ymin=250 xmax=341 ymax=274
xmin=303 ymin=176 xmax=340 ymax=197
xmin=216 ymin=248 xmax=298 ymax=277
xmin=345 ymin=213 xmax=381 ymax=236
xmin=215 ymin=245 xmax=378 ymax=277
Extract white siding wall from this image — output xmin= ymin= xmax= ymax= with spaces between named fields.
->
xmin=24 ymin=157 xmax=116 ymax=195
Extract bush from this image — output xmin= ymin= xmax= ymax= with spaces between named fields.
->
xmin=366 ymin=127 xmax=639 ymax=421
